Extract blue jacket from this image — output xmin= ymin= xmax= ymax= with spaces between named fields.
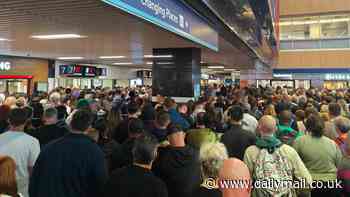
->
xmin=168 ymin=108 xmax=190 ymax=130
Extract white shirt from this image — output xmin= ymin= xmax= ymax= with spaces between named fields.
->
xmin=0 ymin=131 xmax=40 ymax=197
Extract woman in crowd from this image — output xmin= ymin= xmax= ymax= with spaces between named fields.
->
xmin=0 ymin=156 xmax=21 ymax=197
xmin=293 ymin=115 xmax=343 ymax=197
xmin=193 ymin=142 xmax=228 ymax=197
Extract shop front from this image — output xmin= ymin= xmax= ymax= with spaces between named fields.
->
xmin=0 ymin=56 xmax=49 ymax=95
xmin=273 ymin=69 xmax=350 ymax=90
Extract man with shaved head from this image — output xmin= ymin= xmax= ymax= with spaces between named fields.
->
xmin=244 ymin=115 xmax=312 ymax=196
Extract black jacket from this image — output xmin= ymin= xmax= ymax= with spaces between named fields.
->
xmin=104 ymin=165 xmax=168 ymax=197
xmin=152 ymin=145 xmax=201 ymax=197
xmin=221 ymin=124 xmax=257 ymax=160
xmin=110 ymin=138 xmax=135 ymax=171
xmin=33 ymin=123 xmax=70 ymax=147
xmin=29 ymin=133 xmax=108 ymax=197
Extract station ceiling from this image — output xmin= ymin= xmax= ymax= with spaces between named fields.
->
xmin=0 ymin=0 xmax=254 ymax=69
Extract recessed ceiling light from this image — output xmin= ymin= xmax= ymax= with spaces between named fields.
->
xmin=144 ymin=55 xmax=173 ymax=58
xmin=113 ymin=62 xmax=133 ymax=65
xmin=57 ymin=57 xmax=84 ymax=60
xmin=157 ymin=62 xmax=173 ymax=65
xmin=224 ymin=69 xmax=236 ymax=71
xmin=0 ymin=38 xmax=12 ymax=41
xmin=31 ymin=34 xmax=86 ymax=40
xmin=146 ymin=62 xmax=153 ymax=65
xmin=99 ymin=56 xmax=126 ymax=59
xmin=208 ymin=66 xmax=224 ymax=69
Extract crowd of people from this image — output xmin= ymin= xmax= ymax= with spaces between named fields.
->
xmin=0 ymin=84 xmax=349 ymax=197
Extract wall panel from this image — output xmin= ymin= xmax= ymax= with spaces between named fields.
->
xmin=278 ymin=50 xmax=350 ymax=68
xmin=281 ymin=0 xmax=350 ymax=16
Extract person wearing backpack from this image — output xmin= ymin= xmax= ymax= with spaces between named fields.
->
xmin=244 ymin=115 xmax=312 ymax=197
xmin=276 ymin=110 xmax=303 ymax=146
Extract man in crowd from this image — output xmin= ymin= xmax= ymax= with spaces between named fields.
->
xmin=147 ymin=111 xmax=171 ymax=143
xmin=244 ymin=115 xmax=312 ymax=196
xmin=104 ymin=136 xmax=168 ymax=197
xmin=29 ymin=109 xmax=108 ymax=197
xmin=324 ymin=103 xmax=342 ymax=140
xmin=276 ymin=110 xmax=304 ymax=145
xmin=33 ymin=107 xmax=70 ymax=147
xmin=152 ymin=125 xmax=201 ymax=197
xmin=55 ymin=105 xmax=69 ymax=131
xmin=110 ymin=118 xmax=145 ymax=170
xmin=163 ymin=98 xmax=190 ymax=130
xmin=113 ymin=103 xmax=140 ymax=144
xmin=221 ymin=105 xmax=256 ymax=160
xmin=177 ymin=103 xmax=194 ymax=128
xmin=333 ymin=116 xmax=350 ymax=154
xmin=241 ymin=104 xmax=259 ymax=134
xmin=0 ymin=108 xmax=40 ymax=197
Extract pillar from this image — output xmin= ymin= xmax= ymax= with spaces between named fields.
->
xmin=152 ymin=48 xmax=201 ymax=102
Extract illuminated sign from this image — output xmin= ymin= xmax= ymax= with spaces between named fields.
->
xmin=0 ymin=61 xmax=11 ymax=71
xmin=273 ymin=73 xmax=292 ymax=78
xmin=102 ymin=0 xmax=218 ymax=51
xmin=325 ymin=74 xmax=350 ymax=80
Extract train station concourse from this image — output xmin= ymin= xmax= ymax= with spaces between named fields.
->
xmin=0 ymin=1 xmax=350 ymax=197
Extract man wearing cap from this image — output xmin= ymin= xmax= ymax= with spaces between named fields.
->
xmin=152 ymin=125 xmax=201 ymax=197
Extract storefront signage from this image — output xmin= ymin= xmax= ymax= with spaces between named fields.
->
xmin=102 ymin=0 xmax=219 ymax=51
xmin=0 ymin=61 xmax=11 ymax=71
xmin=325 ymin=74 xmax=350 ymax=80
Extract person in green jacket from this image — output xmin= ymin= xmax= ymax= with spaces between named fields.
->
xmin=186 ymin=112 xmax=220 ymax=149
xmin=276 ymin=110 xmax=303 ymax=145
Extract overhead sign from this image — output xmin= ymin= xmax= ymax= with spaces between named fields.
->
xmin=102 ymin=0 xmax=219 ymax=51
xmin=60 ymin=65 xmax=105 ymax=77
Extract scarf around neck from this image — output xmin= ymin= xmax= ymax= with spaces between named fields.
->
xmin=256 ymin=135 xmax=282 ymax=154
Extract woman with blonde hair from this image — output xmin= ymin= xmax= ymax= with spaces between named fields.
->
xmin=192 ymin=142 xmax=228 ymax=197
xmin=0 ymin=156 xmax=21 ymax=197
